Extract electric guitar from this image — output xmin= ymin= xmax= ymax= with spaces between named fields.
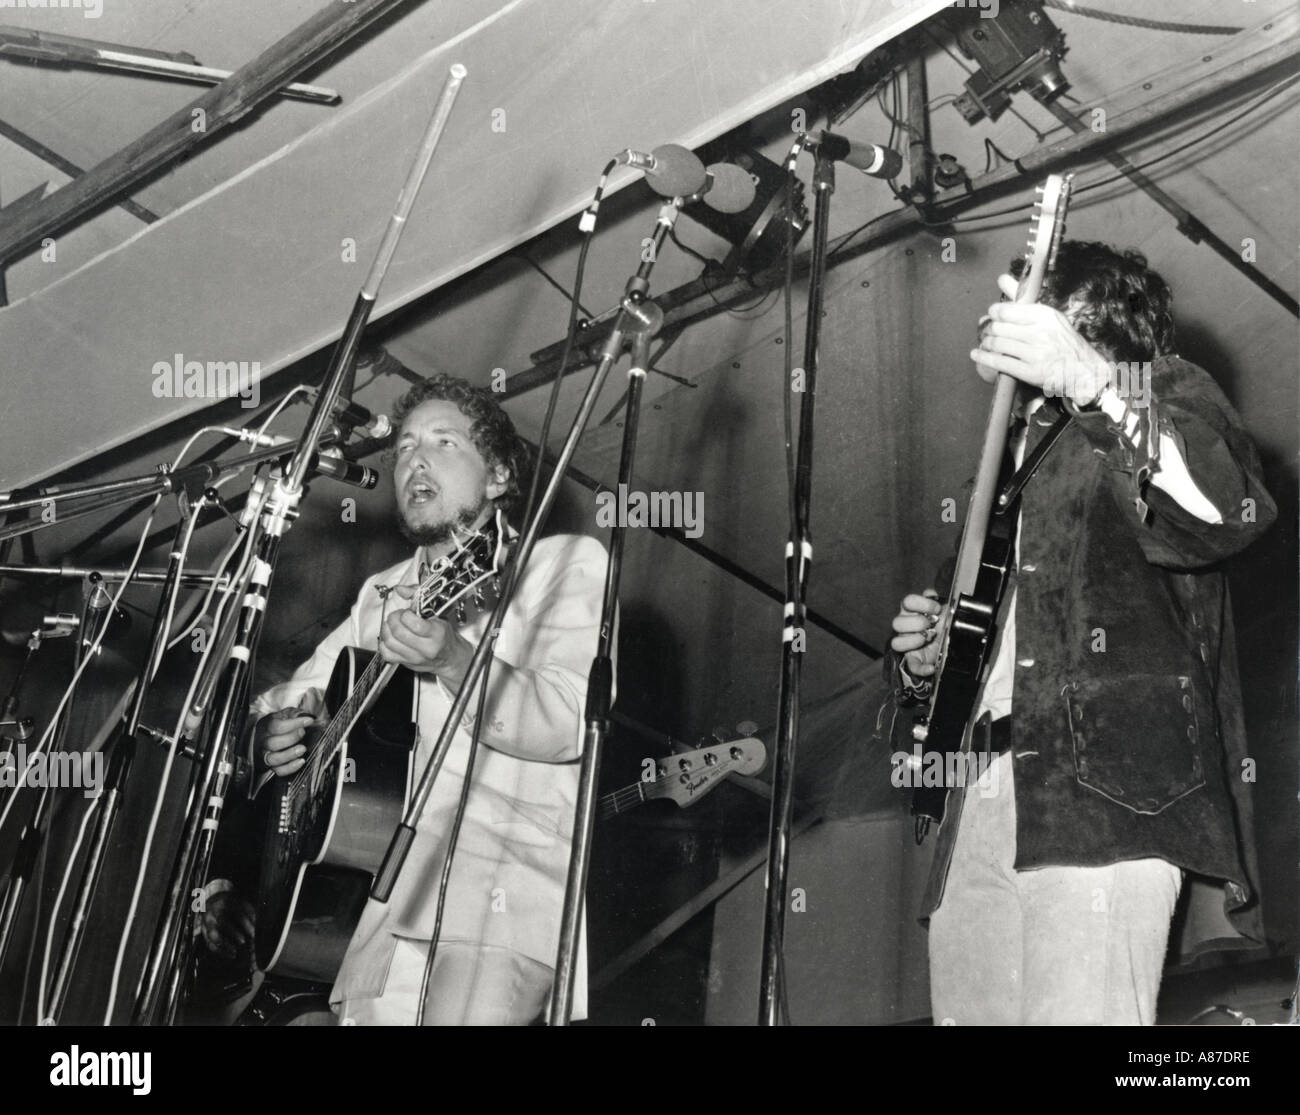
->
xmin=908 ymin=173 xmax=1074 ymax=835
xmin=599 ymin=737 xmax=766 ymax=819
xmin=250 ymin=512 xmax=506 ymax=981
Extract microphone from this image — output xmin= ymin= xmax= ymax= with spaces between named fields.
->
xmin=309 ymin=451 xmax=379 ymax=490
xmin=810 ymin=131 xmax=903 ymax=179
xmin=615 ymin=144 xmax=708 ymax=198
xmin=0 ymin=602 xmax=78 ymax=647
xmin=332 ymin=399 xmax=391 ymax=439
xmin=237 ymin=433 xmax=378 ymax=489
xmin=307 ymin=391 xmax=392 ymax=439
xmin=685 ymin=163 xmax=757 ymax=214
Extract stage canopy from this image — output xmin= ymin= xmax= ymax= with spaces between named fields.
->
xmin=0 ymin=0 xmax=1295 ymax=1022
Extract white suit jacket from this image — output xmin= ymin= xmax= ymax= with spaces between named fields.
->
xmin=250 ymin=532 xmax=606 ymax=1016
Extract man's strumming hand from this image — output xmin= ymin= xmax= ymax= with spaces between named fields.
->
xmin=255 ymin=687 xmax=324 ymax=778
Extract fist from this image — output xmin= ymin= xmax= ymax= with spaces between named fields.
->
xmin=889 ymin=590 xmax=943 ymax=679
xmin=971 ymin=273 xmax=1111 ymax=406
xmin=255 ymin=687 xmax=324 ymax=778
xmin=378 ymin=584 xmax=472 ymax=686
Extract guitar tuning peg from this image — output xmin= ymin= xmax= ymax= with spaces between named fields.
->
xmin=1035 ymin=185 xmax=1044 ymax=194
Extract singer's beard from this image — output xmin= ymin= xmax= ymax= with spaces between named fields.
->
xmin=396 ymin=495 xmax=488 ymax=549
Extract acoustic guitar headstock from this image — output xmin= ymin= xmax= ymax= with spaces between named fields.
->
xmin=416 ymin=509 xmax=508 ymax=626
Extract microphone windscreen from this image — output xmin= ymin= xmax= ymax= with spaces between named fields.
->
xmin=848 ymin=143 xmax=903 ymax=179
xmin=701 ymin=163 xmax=756 ymax=214
xmin=646 ymin=144 xmax=707 ymax=198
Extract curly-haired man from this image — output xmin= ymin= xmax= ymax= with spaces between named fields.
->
xmin=207 ymin=373 xmax=605 ymax=1025
xmin=889 ymin=242 xmax=1275 ymax=1024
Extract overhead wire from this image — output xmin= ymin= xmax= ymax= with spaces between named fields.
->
xmin=1041 ymin=1 xmax=1244 ymax=36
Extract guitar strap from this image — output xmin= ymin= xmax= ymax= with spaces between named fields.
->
xmin=994 ymin=403 xmax=1073 ymax=517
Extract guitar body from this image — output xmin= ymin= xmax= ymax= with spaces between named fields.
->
xmin=252 ymin=646 xmax=416 ymax=981
xmin=909 ymin=534 xmax=1012 ymax=824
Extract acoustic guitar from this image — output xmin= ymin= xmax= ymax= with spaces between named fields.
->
xmin=250 ymin=512 xmax=505 ymax=981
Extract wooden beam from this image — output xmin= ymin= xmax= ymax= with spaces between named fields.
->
xmin=906 ymin=51 xmax=930 ymax=203
xmin=0 ymin=0 xmax=416 ymax=264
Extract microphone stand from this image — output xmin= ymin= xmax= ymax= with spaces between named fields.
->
xmin=0 ymin=436 xmax=345 ymax=546
xmin=0 ymin=769 xmax=53 ymax=983
xmin=548 ymin=205 xmax=678 ymax=1026
xmin=1 ymin=477 xmax=241 ymax=1018
xmin=757 ymin=142 xmax=836 ymax=1026
xmin=0 ymin=631 xmax=43 ymax=762
xmin=101 ymin=444 xmax=367 ymax=1024
xmin=0 ymin=509 xmax=244 ymax=1016
xmin=0 ymin=564 xmax=232 ymax=589
xmin=0 ymin=575 xmax=125 ymax=1020
xmin=368 ymin=204 xmax=681 ymax=1026
xmin=46 ymin=489 xmax=209 ymax=1022
xmin=0 ymin=428 xmax=353 ymax=826
xmin=0 ymin=622 xmax=82 ymax=987
xmin=129 ymin=62 xmax=468 ymax=1026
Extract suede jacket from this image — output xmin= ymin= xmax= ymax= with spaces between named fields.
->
xmin=894 ymin=356 xmax=1276 ymax=946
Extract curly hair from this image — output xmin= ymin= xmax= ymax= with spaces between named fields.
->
xmin=385 ymin=373 xmax=532 ymax=514
xmin=1011 ymin=240 xmax=1175 ymax=363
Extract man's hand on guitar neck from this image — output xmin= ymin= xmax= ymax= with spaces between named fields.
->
xmin=890 ymin=589 xmax=943 ymax=682
xmin=378 ymin=583 xmax=474 ymax=688
xmin=972 ymin=274 xmax=1112 ymax=408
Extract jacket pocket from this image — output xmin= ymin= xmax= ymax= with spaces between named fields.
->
xmin=1063 ymin=674 xmax=1205 ymax=814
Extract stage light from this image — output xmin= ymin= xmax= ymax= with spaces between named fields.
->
xmin=945 ymin=0 xmax=1069 ymax=125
